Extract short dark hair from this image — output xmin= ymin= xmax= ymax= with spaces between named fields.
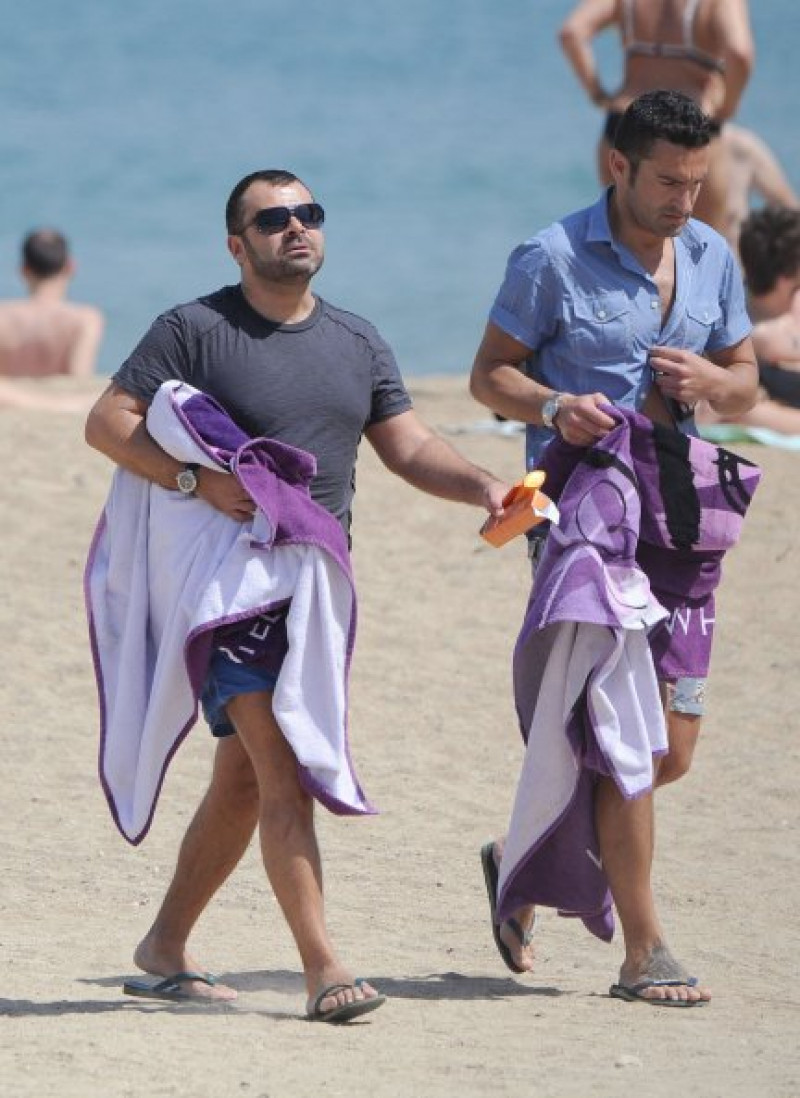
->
xmin=21 ymin=228 xmax=69 ymax=277
xmin=613 ymin=90 xmax=714 ymax=173
xmin=739 ymin=205 xmax=800 ymax=296
xmin=225 ymin=169 xmax=311 ymax=233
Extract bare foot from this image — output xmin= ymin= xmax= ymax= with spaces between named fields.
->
xmin=498 ymin=912 xmax=537 ymax=973
xmin=612 ymin=943 xmax=711 ymax=1006
xmin=481 ymin=840 xmax=537 ymax=973
xmin=306 ymin=965 xmax=385 ymax=1022
xmin=133 ymin=934 xmax=237 ymax=1001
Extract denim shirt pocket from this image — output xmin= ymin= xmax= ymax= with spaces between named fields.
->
xmin=568 ymin=291 xmax=631 ymax=362
xmin=682 ymin=300 xmax=722 ymax=351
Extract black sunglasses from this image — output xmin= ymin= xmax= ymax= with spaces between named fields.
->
xmin=242 ymin=203 xmax=325 ymax=235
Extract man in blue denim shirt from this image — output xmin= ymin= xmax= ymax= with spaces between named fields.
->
xmin=472 ymin=91 xmax=758 ymax=1006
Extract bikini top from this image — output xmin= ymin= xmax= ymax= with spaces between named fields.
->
xmin=622 ymin=0 xmax=726 ymax=75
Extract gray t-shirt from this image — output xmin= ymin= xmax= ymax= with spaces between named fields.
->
xmin=113 ymin=285 xmax=412 ymax=533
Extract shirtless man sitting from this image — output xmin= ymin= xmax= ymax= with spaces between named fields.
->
xmin=697 ymin=205 xmax=800 ymax=435
xmin=0 ymin=228 xmax=105 ymax=411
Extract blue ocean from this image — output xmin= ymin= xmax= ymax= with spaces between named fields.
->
xmin=1 ymin=1 xmax=797 ymax=377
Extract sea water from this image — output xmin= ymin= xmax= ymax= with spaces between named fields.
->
xmin=1 ymin=0 xmax=797 ymax=377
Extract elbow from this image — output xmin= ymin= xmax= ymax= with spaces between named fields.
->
xmin=558 ymin=22 xmax=579 ymax=51
xmin=729 ymin=41 xmax=755 ymax=80
xmin=469 ymin=368 xmax=490 ymax=408
xmin=84 ymin=401 xmax=108 ymax=452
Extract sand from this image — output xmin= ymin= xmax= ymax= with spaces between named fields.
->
xmin=1 ymin=375 xmax=799 ymax=1098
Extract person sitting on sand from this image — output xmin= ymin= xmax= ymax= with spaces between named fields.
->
xmin=697 ymin=205 xmax=800 ymax=435
xmin=0 ymin=228 xmax=104 ymax=380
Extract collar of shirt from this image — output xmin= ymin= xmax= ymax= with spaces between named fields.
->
xmin=584 ymin=187 xmax=708 ymax=274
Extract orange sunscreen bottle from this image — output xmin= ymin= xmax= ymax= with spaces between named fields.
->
xmin=479 ymin=470 xmax=559 ymax=548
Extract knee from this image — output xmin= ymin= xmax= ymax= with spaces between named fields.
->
xmin=211 ymin=748 xmax=260 ymax=814
xmin=258 ymin=781 xmax=314 ymax=836
xmin=656 ymin=744 xmax=695 ymax=786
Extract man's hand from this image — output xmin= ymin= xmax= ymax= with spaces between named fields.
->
xmin=482 ymin=477 xmax=512 ymax=518
xmin=554 ymin=392 xmax=616 ymax=445
xmin=195 ymin=468 xmax=257 ymax=522
xmin=649 ymin=345 xmax=720 ymax=408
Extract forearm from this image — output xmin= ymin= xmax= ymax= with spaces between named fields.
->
xmin=705 ymin=360 xmax=759 ymax=415
xmin=85 ymin=395 xmax=184 ymax=489
xmin=559 ymin=24 xmax=607 ymax=104
xmin=391 ymin=432 xmax=502 ymax=507
xmin=469 ymin=361 xmax=552 ymax=424
xmin=717 ymin=54 xmax=753 ymax=121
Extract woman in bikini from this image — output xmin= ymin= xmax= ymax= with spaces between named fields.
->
xmin=559 ymin=0 xmax=754 ymax=233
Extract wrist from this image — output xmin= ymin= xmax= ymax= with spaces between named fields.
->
xmin=541 ymin=391 xmax=570 ymax=430
xmin=175 ymin=462 xmax=201 ymax=497
xmin=590 ymin=83 xmax=608 ymax=106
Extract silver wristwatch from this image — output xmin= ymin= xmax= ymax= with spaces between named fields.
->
xmin=541 ymin=392 xmax=565 ymax=430
xmin=176 ymin=463 xmax=199 ymax=496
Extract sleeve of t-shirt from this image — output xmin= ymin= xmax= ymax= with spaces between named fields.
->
xmin=366 ymin=327 xmax=414 ymax=427
xmin=488 ymin=239 xmax=561 ymax=350
xmin=112 ymin=311 xmax=193 ymax=403
xmin=708 ymin=247 xmax=753 ymax=353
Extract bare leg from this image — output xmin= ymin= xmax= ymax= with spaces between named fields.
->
xmin=133 ymin=734 xmax=259 ymax=1000
xmin=595 ymin=776 xmax=710 ymax=1004
xmin=656 ymin=709 xmax=701 ymax=787
xmin=226 ymin=690 xmax=382 ymax=1018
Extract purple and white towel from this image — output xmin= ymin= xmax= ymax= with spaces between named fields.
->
xmin=496 ymin=407 xmax=760 ymax=939
xmin=85 ymin=381 xmax=374 ymax=845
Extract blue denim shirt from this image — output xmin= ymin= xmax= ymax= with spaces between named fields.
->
xmin=489 ymin=189 xmax=752 ymax=468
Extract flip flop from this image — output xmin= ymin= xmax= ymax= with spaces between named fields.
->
xmin=480 ymin=842 xmax=537 ymax=975
xmin=122 ymin=971 xmax=223 ymax=1002
xmin=307 ymin=979 xmax=386 ymax=1024
xmin=609 ymin=977 xmax=706 ymax=1008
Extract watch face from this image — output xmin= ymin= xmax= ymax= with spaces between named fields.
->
xmin=177 ymin=468 xmax=198 ymax=494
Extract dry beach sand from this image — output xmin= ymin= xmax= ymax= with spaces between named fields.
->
xmin=1 ymin=375 xmax=799 ymax=1098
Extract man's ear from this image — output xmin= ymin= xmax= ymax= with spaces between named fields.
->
xmin=607 ymin=148 xmax=629 ymax=187
xmin=227 ymin=234 xmax=244 ymax=267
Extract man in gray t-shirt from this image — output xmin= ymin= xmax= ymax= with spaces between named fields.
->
xmin=113 ymin=284 xmax=412 ymax=536
xmin=86 ymin=168 xmax=508 ymax=1023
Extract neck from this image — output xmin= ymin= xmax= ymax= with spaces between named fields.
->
xmin=240 ymin=277 xmax=316 ymax=324
xmin=26 ymin=274 xmax=69 ymax=302
xmin=747 ymin=286 xmax=791 ymax=323
xmin=607 ymin=190 xmax=669 ymax=271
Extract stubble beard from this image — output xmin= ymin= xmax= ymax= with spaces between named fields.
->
xmin=242 ymin=234 xmax=324 ymax=286
xmin=627 ymin=193 xmax=684 ymax=241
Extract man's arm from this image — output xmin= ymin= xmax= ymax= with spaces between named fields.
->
xmin=558 ymin=0 xmax=619 ymax=108
xmin=67 ymin=306 xmax=105 ymax=377
xmin=85 ymin=383 xmax=257 ymax=520
xmin=469 ymin=321 xmax=616 ymax=446
xmin=747 ymin=133 xmax=799 ymax=208
xmin=710 ymin=0 xmax=754 ymax=122
xmin=649 ymin=336 xmax=759 ymax=416
xmin=365 ymin=408 xmax=508 ymax=516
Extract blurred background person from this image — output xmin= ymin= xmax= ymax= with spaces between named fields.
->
xmin=697 ymin=205 xmax=800 ymax=435
xmin=0 ymin=227 xmax=104 ymax=379
xmin=720 ymin=124 xmax=798 ymax=255
xmin=559 ymin=0 xmax=754 ymax=234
